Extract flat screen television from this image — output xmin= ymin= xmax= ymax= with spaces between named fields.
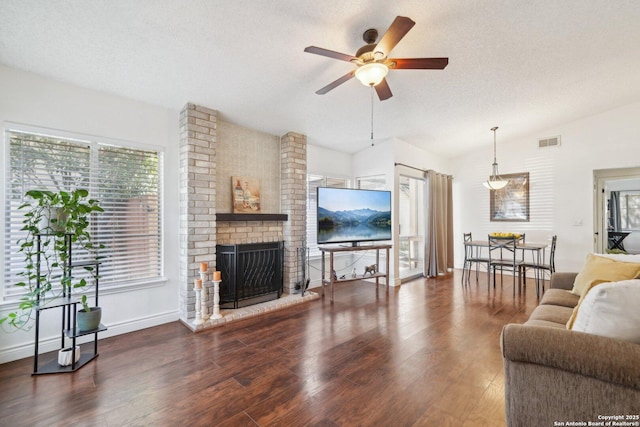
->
xmin=317 ymin=187 xmax=392 ymax=246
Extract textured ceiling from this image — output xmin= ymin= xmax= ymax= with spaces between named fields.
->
xmin=1 ymin=0 xmax=640 ymax=157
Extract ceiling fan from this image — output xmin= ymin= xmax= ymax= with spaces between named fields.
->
xmin=304 ymin=16 xmax=448 ymax=101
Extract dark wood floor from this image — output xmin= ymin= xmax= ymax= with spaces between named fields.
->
xmin=0 ymin=269 xmax=542 ymax=426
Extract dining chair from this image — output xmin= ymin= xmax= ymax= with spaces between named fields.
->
xmin=519 ymin=235 xmax=557 ymax=297
xmin=516 ymin=233 xmax=526 ymax=262
xmin=462 ymin=233 xmax=472 ymax=285
xmin=462 ymin=232 xmax=490 ymax=286
xmin=488 ymin=235 xmax=522 ymax=294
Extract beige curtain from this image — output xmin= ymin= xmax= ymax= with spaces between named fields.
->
xmin=424 ymin=171 xmax=453 ymax=277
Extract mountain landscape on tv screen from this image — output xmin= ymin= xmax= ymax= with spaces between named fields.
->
xmin=317 ymin=207 xmax=391 ymax=243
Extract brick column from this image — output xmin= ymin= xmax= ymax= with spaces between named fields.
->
xmin=280 ymin=132 xmax=307 ymax=293
xmin=179 ymin=103 xmax=217 ymax=322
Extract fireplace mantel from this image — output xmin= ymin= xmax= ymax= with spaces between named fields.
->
xmin=216 ymin=213 xmax=288 ymax=222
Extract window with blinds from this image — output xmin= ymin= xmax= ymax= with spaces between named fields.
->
xmin=620 ymin=191 xmax=640 ymax=230
xmin=356 ymin=175 xmax=387 ymax=190
xmin=306 ymin=174 xmax=350 ymax=256
xmin=4 ymin=130 xmax=163 ymax=301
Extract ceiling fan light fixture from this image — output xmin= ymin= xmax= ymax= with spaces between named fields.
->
xmin=304 ymin=16 xmax=448 ymax=100
xmin=355 ymin=62 xmax=388 ymax=86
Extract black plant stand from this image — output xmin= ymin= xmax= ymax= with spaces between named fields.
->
xmin=32 ymin=233 xmax=106 ymax=375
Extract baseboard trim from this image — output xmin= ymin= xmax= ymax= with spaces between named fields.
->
xmin=0 ymin=310 xmax=179 ymax=364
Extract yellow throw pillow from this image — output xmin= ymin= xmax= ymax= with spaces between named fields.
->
xmin=570 ymin=253 xmax=640 ymax=297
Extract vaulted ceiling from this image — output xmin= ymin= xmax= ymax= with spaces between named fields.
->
xmin=2 ymin=0 xmax=640 ymax=157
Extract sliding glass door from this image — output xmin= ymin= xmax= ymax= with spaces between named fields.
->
xmin=398 ymin=175 xmax=425 ymax=279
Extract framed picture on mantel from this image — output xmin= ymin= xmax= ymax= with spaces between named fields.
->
xmin=232 ymin=176 xmax=261 ymax=213
xmin=490 ymin=172 xmax=529 ymax=222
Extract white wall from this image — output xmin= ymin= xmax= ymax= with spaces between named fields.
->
xmin=394 ymin=138 xmax=452 ymax=175
xmin=0 ymin=65 xmax=181 ymax=363
xmin=453 ymin=100 xmax=640 ymax=272
xmin=352 ymin=138 xmax=395 ymax=182
xmin=307 ymin=143 xmax=352 ymax=178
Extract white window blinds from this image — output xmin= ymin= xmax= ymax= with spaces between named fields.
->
xmin=4 ymin=130 xmax=163 ymax=300
xmin=356 ymin=175 xmax=387 ymax=190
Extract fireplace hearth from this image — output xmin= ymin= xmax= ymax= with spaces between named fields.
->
xmin=216 ymin=241 xmax=284 ymax=308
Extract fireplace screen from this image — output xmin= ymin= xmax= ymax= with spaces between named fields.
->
xmin=216 ymin=241 xmax=284 ymax=308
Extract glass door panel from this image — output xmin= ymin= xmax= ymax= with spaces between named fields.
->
xmin=399 ymin=175 xmax=424 ymax=278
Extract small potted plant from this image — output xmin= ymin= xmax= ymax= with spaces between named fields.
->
xmin=0 ymin=189 xmax=103 ymax=331
xmin=77 ymin=295 xmax=102 ymax=332
xmin=57 ymin=345 xmax=81 ymax=367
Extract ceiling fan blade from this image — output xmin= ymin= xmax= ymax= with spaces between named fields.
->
xmin=374 ymin=16 xmax=416 ymax=57
xmin=375 ymin=78 xmax=393 ymax=101
xmin=315 ymin=70 xmax=356 ymax=95
xmin=390 ymin=57 xmax=449 ymax=69
xmin=304 ymin=46 xmax=356 ymax=62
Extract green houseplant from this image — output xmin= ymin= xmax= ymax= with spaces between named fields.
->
xmin=77 ymin=294 xmax=102 ymax=332
xmin=0 ymin=189 xmax=103 ymax=331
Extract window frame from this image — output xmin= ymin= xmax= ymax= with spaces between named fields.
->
xmin=356 ymin=175 xmax=387 ymax=191
xmin=619 ymin=190 xmax=640 ymax=231
xmin=2 ymin=123 xmax=165 ymax=304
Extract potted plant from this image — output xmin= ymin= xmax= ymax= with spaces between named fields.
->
xmin=77 ymin=295 xmax=102 ymax=332
xmin=0 ymin=189 xmax=103 ymax=331
xmin=57 ymin=345 xmax=81 ymax=367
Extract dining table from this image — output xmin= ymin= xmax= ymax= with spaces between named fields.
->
xmin=464 ymin=239 xmax=550 ymax=292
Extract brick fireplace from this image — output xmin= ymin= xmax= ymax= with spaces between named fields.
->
xmin=178 ymin=103 xmax=306 ymax=328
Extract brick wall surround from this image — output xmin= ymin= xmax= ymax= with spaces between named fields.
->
xmin=216 ymin=221 xmax=284 ymax=245
xmin=280 ymin=132 xmax=307 ymax=293
xmin=179 ymin=103 xmax=217 ymax=322
xmin=179 ymin=104 xmax=307 ymax=326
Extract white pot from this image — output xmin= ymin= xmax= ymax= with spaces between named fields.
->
xmin=42 ymin=207 xmax=68 ymax=232
xmin=58 ymin=346 xmax=81 ymax=366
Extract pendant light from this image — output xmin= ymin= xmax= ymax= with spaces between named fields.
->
xmin=483 ymin=126 xmax=509 ymax=190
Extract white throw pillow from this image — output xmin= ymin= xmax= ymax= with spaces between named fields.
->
xmin=594 ymin=253 xmax=640 ymax=264
xmin=571 ymin=279 xmax=640 ymax=344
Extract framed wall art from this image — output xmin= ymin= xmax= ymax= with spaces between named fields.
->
xmin=490 ymin=172 xmax=530 ymax=222
xmin=232 ymin=176 xmax=261 ymax=213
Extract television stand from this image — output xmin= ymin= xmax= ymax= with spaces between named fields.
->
xmin=339 ymin=243 xmax=361 ymax=248
xmin=318 ymin=244 xmax=391 ymax=302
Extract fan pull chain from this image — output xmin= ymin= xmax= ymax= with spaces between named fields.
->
xmin=370 ymin=86 xmax=375 ymax=146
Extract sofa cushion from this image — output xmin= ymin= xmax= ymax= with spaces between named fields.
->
xmin=539 ymin=288 xmax=579 ymax=308
xmin=529 ymin=304 xmax=575 ymax=325
xmin=570 ymin=253 xmax=640 ymax=296
xmin=570 ymin=279 xmax=640 ymax=344
xmin=523 ymin=319 xmax=568 ymax=329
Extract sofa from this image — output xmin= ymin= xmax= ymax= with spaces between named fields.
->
xmin=501 ymin=272 xmax=640 ymax=426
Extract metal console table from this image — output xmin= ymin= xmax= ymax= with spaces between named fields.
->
xmin=319 ymin=244 xmax=391 ymax=302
